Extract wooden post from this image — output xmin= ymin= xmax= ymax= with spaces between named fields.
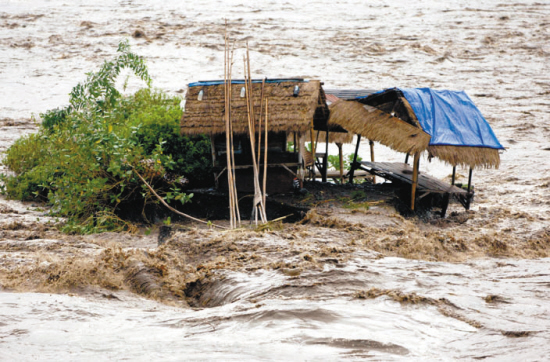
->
xmin=467 ymin=167 xmax=473 ymax=193
xmin=451 ymin=166 xmax=456 ymax=185
xmin=411 ymin=152 xmax=420 ymax=211
xmin=405 ymin=153 xmax=410 ymax=165
xmin=369 ymin=139 xmax=375 ymax=183
xmin=298 ymin=134 xmax=305 ymax=187
xmin=465 ymin=167 xmax=474 ymax=210
xmin=349 ymin=134 xmax=361 ymax=184
xmin=337 ymin=143 xmax=344 ymax=184
xmin=322 ymin=129 xmax=329 ymax=182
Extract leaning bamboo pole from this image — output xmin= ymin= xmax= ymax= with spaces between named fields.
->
xmin=223 ymin=25 xmax=239 ymax=228
xmin=257 ymin=78 xmax=266 ymax=172
xmin=243 ymin=50 xmax=266 ymax=224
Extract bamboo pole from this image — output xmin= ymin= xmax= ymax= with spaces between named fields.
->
xmin=223 ymin=27 xmax=235 ymax=228
xmin=257 ymin=78 xmax=266 ymax=171
xmin=244 ymin=50 xmax=266 ymax=224
xmin=411 ymin=152 xmax=420 ymax=211
xmin=228 ymin=43 xmax=240 ymax=226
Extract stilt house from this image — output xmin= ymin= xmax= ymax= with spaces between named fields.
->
xmin=326 ymin=87 xmax=504 ymax=215
xmin=180 ymin=79 xmax=329 ymax=194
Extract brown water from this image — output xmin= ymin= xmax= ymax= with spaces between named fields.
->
xmin=1 ymin=0 xmax=549 ymax=359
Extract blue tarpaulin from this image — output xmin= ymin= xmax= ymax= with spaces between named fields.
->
xmin=397 ymin=88 xmax=504 ymax=149
xmin=188 ymin=79 xmax=307 ymax=87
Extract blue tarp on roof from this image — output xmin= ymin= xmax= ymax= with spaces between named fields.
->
xmin=398 ymin=88 xmax=504 ymax=150
xmin=188 ymin=79 xmax=307 ymax=87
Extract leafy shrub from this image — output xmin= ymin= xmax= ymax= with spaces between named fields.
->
xmin=0 ymin=40 xmax=211 ymax=234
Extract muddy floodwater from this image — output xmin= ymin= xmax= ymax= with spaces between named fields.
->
xmin=1 ymin=0 xmax=549 ymax=360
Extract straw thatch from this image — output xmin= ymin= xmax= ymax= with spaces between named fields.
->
xmin=328 ymin=100 xmax=431 ymax=154
xmin=180 ymin=80 xmax=328 ymax=136
xmin=428 ymin=145 xmax=501 ymax=169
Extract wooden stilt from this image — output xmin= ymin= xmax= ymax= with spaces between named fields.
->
xmin=441 ymin=194 xmax=450 ymax=218
xmin=411 ymin=152 xmax=420 ymax=211
xmin=466 ymin=167 xmax=473 ymax=210
xmin=467 ymin=167 xmax=473 ymax=193
xmin=369 ymin=140 xmax=375 ymax=183
xmin=349 ymin=134 xmax=361 ymax=184
xmin=337 ymin=143 xmax=344 ymax=184
xmin=405 ymin=153 xmax=410 ymax=165
xmin=451 ymin=166 xmax=456 ymax=185
xmin=322 ymin=128 xmax=329 ymax=182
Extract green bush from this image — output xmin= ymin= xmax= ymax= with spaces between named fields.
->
xmin=0 ymin=40 xmax=211 ymax=234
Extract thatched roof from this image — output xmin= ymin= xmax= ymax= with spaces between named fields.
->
xmin=428 ymin=145 xmax=501 ymax=169
xmin=328 ymin=99 xmax=431 ymax=154
xmin=180 ymin=80 xmax=328 ymax=136
xmin=327 ymin=88 xmax=502 ymax=169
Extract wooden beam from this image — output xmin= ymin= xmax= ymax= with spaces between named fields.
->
xmin=411 ymin=153 xmax=420 ymax=211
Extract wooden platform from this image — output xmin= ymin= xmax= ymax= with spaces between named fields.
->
xmin=356 ymin=161 xmax=473 ymax=216
xmin=358 ymin=162 xmax=467 ymax=196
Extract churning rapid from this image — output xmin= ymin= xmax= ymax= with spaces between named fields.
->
xmin=0 ymin=0 xmax=549 ymax=360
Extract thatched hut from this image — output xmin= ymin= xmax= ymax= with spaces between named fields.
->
xmin=180 ymin=78 xmax=329 ymax=193
xmin=326 ymin=87 xmax=504 ymax=213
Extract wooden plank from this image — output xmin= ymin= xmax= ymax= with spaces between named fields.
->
xmin=359 ymin=161 xmax=467 ymax=195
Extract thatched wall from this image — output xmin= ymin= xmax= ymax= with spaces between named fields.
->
xmin=181 ymin=80 xmax=328 ymax=136
xmin=429 ymin=145 xmax=501 ymax=169
xmin=328 ymin=100 xmax=431 ymax=154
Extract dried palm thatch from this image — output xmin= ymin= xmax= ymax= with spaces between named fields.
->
xmin=428 ymin=145 xmax=501 ymax=169
xmin=180 ymin=80 xmax=328 ymax=136
xmin=328 ymin=100 xmax=431 ymax=154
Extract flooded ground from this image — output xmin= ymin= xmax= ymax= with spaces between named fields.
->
xmin=1 ymin=0 xmax=549 ymax=360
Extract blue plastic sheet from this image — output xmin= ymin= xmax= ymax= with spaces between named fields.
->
xmin=399 ymin=88 xmax=504 ymax=149
xmin=189 ymin=79 xmax=307 ymax=87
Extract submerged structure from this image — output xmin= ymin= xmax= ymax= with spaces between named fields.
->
xmin=180 ymin=78 xmax=329 ymax=193
xmin=181 ymin=78 xmax=503 ymax=216
xmin=326 ymin=87 xmax=504 ymax=215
